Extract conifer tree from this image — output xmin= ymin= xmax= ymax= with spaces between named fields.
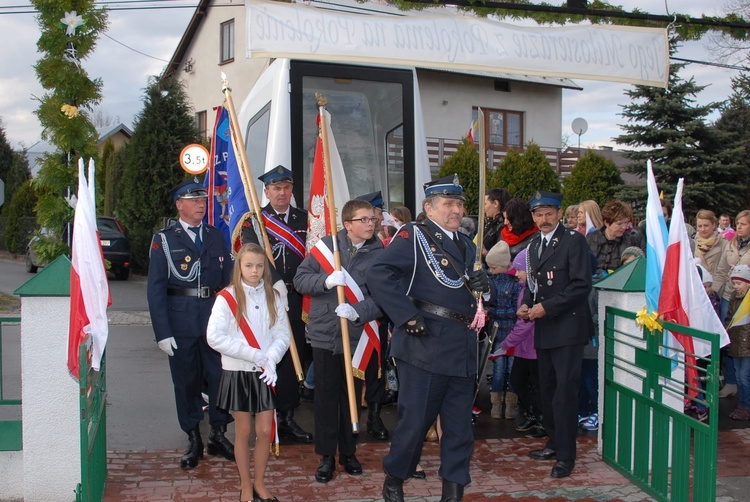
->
xmin=562 ymin=151 xmax=622 ymax=208
xmin=491 ymin=143 xmax=561 ymax=201
xmin=438 ymin=138 xmax=480 ymax=215
xmin=117 ymin=77 xmax=199 ymax=269
xmin=614 ymin=52 xmax=741 ymax=217
xmin=714 ymin=72 xmax=750 ymax=215
xmin=31 ymin=1 xmax=108 ymax=261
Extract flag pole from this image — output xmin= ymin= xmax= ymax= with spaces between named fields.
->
xmin=221 ymin=74 xmax=304 ymax=382
xmin=317 ymin=93 xmax=360 ymax=434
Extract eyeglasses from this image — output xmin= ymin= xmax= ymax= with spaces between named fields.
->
xmin=348 ymin=217 xmax=378 ymax=224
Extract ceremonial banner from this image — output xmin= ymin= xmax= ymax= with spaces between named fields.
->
xmin=246 ymin=0 xmax=669 ymax=87
xmin=204 ymin=107 xmax=232 ymax=247
xmin=226 ymin=119 xmax=253 ymax=252
xmin=69 ymin=158 xmax=111 ymax=379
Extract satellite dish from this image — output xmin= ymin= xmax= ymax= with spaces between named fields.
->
xmin=571 ymin=118 xmax=588 ymax=136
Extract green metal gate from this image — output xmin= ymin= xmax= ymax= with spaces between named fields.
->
xmin=75 ymin=335 xmax=107 ymax=502
xmin=603 ymin=306 xmax=719 ymax=502
xmin=0 ymin=317 xmax=22 ymax=452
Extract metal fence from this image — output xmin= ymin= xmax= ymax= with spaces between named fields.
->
xmin=603 ymin=306 xmax=719 ymax=502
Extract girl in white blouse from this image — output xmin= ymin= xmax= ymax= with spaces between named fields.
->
xmin=208 ymin=243 xmax=290 ymax=502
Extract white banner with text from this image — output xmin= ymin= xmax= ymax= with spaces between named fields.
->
xmin=246 ymin=0 xmax=669 ymax=88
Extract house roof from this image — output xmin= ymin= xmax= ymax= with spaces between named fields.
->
xmin=96 ymin=123 xmax=134 ymax=143
xmin=161 ymin=0 xmax=580 ymax=91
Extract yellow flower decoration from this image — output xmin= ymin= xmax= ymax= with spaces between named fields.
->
xmin=635 ymin=305 xmax=662 ymax=333
xmin=61 ymin=104 xmax=79 ymax=119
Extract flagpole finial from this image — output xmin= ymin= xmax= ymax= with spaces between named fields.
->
xmin=221 ymin=72 xmax=231 ymax=93
xmin=315 ymin=92 xmax=327 ymax=108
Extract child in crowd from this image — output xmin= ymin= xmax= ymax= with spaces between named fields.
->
xmin=620 ymin=246 xmax=645 ymax=266
xmin=485 ymin=241 xmax=523 ymax=419
xmin=491 ymin=249 xmax=544 ymax=437
xmin=207 ymin=243 xmax=290 ymax=502
xmin=726 ymin=264 xmax=750 ymax=421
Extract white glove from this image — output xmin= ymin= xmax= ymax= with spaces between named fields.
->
xmin=252 ymin=350 xmax=269 ymax=368
xmin=335 ymin=303 xmax=359 ymax=321
xmin=488 ymin=347 xmax=507 ymax=361
xmin=273 ymin=279 xmax=290 ymax=311
xmin=325 ymin=270 xmax=346 ymax=289
xmin=259 ymin=359 xmax=277 ymax=387
xmin=158 ymin=337 xmax=178 ymax=357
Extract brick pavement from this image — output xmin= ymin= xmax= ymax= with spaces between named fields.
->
xmin=107 ymin=429 xmax=750 ymax=502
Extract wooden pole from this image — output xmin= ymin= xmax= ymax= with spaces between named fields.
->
xmin=222 ymin=75 xmax=304 ymax=382
xmin=318 ymin=100 xmax=360 ymax=434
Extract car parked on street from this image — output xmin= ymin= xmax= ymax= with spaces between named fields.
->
xmin=25 ymin=216 xmax=132 ymax=280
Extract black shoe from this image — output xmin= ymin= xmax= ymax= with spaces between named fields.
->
xmin=382 ymin=471 xmax=405 ymax=502
xmin=551 ymin=459 xmax=575 ymax=478
xmin=382 ymin=389 xmax=398 ymax=405
xmin=300 ymin=385 xmax=314 ymax=401
xmin=207 ymin=424 xmax=235 ymax=462
xmin=180 ymin=427 xmax=204 ymax=469
xmin=278 ymin=409 xmax=313 ymax=443
xmin=528 ymin=447 xmax=557 ymax=460
xmin=439 ymin=480 xmax=464 ymax=502
xmin=252 ymin=485 xmax=279 ymax=502
xmin=315 ymin=455 xmax=335 ymax=483
xmin=525 ymin=425 xmax=548 ymax=439
xmin=339 ymin=454 xmax=363 ymax=475
xmin=367 ymin=403 xmax=389 ymax=440
xmin=515 ymin=415 xmax=539 ymax=432
xmin=411 ymin=467 xmax=426 ymax=479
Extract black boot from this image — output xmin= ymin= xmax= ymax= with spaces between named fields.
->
xmin=382 ymin=471 xmax=405 ymax=502
xmin=367 ymin=402 xmax=389 ymax=440
xmin=515 ymin=409 xmax=539 ymax=432
xmin=439 ymin=480 xmax=464 ymax=502
xmin=278 ymin=409 xmax=313 ymax=443
xmin=207 ymin=423 xmax=235 ymax=461
xmin=180 ymin=427 xmax=203 ymax=469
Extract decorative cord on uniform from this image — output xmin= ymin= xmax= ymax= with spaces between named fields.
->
xmin=415 ymin=227 xmax=464 ymax=288
xmin=158 ymin=233 xmax=201 ymax=281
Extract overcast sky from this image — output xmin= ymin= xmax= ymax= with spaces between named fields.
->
xmin=0 ymin=1 xmax=743 ymax=151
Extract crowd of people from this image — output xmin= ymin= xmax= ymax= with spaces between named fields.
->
xmin=147 ymin=170 xmax=748 ymax=502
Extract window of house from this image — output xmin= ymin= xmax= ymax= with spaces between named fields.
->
xmin=220 ymin=20 xmax=235 ymax=64
xmin=195 ymin=111 xmax=207 ymax=139
xmin=472 ymin=107 xmax=523 ymax=148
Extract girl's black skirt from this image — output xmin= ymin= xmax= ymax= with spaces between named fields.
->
xmin=216 ymin=370 xmax=276 ymax=413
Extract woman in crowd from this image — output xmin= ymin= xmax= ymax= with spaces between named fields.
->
xmin=564 ymin=204 xmax=579 ymax=229
xmin=586 ymin=200 xmax=641 ymax=276
xmin=692 ymin=209 xmax=730 ymax=296
xmin=500 ymin=198 xmax=538 ymax=259
xmin=577 ymin=200 xmax=603 ymax=236
xmin=482 ymin=187 xmax=512 ymax=257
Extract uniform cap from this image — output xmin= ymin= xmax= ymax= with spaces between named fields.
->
xmin=731 ymin=264 xmax=750 ymax=284
xmin=486 ymin=241 xmax=511 ymax=268
xmin=423 ymin=174 xmax=465 ymax=200
xmin=258 ymin=165 xmax=293 ymax=186
xmin=356 ymin=191 xmax=384 ymax=209
xmin=529 ymin=191 xmax=563 ymax=210
xmin=173 ymin=176 xmax=208 ymax=201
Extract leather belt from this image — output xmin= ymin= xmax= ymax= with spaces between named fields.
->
xmin=167 ymin=287 xmax=218 ymax=299
xmin=409 ymin=297 xmax=473 ymax=325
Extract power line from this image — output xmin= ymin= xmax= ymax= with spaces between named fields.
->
xmin=101 ymin=33 xmax=170 ymax=63
xmin=672 ymin=57 xmax=747 ymax=71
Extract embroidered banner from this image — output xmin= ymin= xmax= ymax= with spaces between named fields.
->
xmin=246 ymin=0 xmax=669 ymax=87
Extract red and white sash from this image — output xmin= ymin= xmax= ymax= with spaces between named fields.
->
xmin=262 ymin=211 xmax=306 ymax=260
xmin=216 ymin=288 xmax=280 ymax=455
xmin=309 ymin=239 xmax=380 ymax=379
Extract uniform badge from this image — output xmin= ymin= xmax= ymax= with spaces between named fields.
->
xmin=441 ymin=258 xmax=449 ymax=266
xmin=431 ymin=246 xmax=437 ymax=252
xmin=185 ymin=255 xmax=191 ymax=263
xmin=151 ymin=241 xmax=159 ymax=251
xmin=181 ymin=263 xmax=188 ymax=271
xmin=547 ymin=271 xmax=554 ymax=285
xmin=452 ymin=174 xmax=460 ymax=186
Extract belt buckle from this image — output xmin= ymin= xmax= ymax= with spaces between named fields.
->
xmin=198 ymin=286 xmax=211 ymax=299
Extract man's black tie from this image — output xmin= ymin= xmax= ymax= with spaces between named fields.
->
xmin=453 ymin=233 xmax=465 ymax=255
xmin=539 ymin=237 xmax=547 ymax=258
xmin=278 ymin=213 xmax=286 ymax=223
xmin=189 ymin=226 xmax=202 ymax=252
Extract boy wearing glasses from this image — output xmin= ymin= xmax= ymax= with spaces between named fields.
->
xmin=293 ymin=198 xmax=384 ymax=483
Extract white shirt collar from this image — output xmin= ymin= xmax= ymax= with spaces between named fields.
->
xmin=540 ymin=223 xmax=560 ymax=242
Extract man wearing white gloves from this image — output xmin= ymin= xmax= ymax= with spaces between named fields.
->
xmin=294 ymin=198 xmax=384 ymax=483
xmin=147 ymin=178 xmax=234 ymax=469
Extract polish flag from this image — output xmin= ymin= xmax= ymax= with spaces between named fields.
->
xmin=68 ymin=159 xmax=111 ymax=379
xmin=658 ymin=179 xmax=729 ymax=396
xmin=467 ymin=119 xmax=478 ymax=144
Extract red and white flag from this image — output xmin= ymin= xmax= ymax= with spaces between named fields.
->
xmin=467 ymin=119 xmax=478 ymax=144
xmin=658 ymin=178 xmax=729 ymax=396
xmin=68 ymin=158 xmax=111 ymax=379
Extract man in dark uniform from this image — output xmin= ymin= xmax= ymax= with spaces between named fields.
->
xmin=367 ymin=175 xmax=490 ymax=502
xmin=517 ymin=191 xmax=592 ymax=479
xmin=240 ymin=165 xmax=313 ymax=443
xmin=147 ymin=177 xmax=235 ymax=469
xmin=355 ymin=191 xmax=389 ymax=440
